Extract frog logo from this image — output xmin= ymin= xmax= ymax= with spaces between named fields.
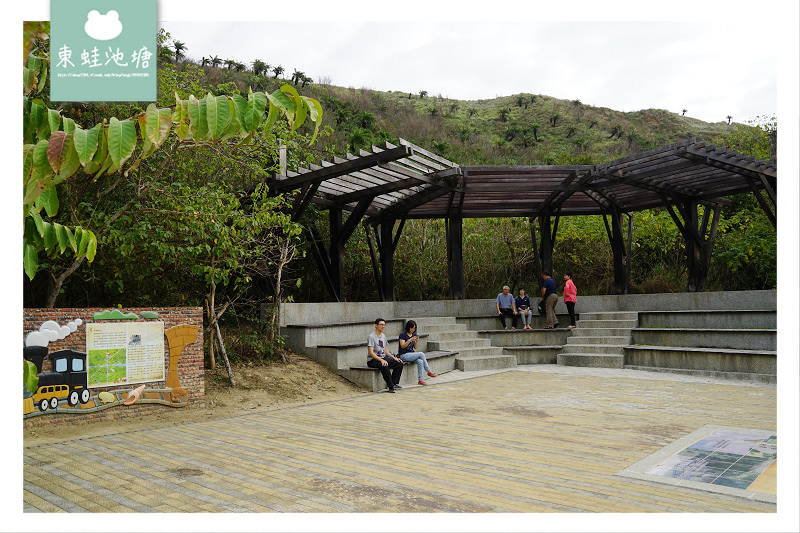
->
xmin=84 ymin=10 xmax=123 ymax=41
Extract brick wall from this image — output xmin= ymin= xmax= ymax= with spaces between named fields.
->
xmin=23 ymin=307 xmax=204 ymax=429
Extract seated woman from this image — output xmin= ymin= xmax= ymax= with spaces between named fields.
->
xmin=398 ymin=320 xmax=437 ymax=385
xmin=515 ymin=287 xmax=533 ymax=329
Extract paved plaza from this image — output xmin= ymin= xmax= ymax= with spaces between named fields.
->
xmin=21 ymin=364 xmax=786 ymax=528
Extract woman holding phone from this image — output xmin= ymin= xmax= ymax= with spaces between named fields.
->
xmin=398 ymin=320 xmax=437 ymax=385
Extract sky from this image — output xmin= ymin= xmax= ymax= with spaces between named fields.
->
xmin=159 ymin=18 xmax=776 ymax=125
xmin=5 ymin=2 xmax=800 ymax=533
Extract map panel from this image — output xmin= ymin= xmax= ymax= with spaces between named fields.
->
xmin=86 ymin=322 xmax=165 ymax=388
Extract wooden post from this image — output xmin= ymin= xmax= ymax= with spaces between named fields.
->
xmin=380 ymin=220 xmax=396 ymax=301
xmin=329 ymin=208 xmax=343 ymax=300
xmin=447 ymin=215 xmax=465 ymax=299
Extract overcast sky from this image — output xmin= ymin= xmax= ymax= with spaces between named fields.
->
xmin=159 ymin=8 xmax=781 ymax=125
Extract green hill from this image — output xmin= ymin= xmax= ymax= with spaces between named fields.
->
xmin=300 ymin=84 xmax=733 ymax=166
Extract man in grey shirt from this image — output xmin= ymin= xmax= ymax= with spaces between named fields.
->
xmin=495 ymin=285 xmax=518 ymax=329
xmin=367 ymin=318 xmax=404 ymax=392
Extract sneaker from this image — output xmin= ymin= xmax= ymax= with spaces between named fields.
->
xmin=418 ymin=380 xmax=427 ymax=385
xmin=568 ymin=325 xmax=576 ymax=329
xmin=384 ymin=388 xmax=396 ymax=393
xmin=393 ymin=384 xmax=403 ymax=389
xmin=427 ymin=371 xmax=437 ymax=377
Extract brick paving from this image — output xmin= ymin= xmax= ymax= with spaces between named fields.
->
xmin=22 ymin=365 xmax=780 ymax=521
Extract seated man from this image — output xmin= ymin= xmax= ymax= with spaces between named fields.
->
xmin=367 ymin=318 xmax=404 ymax=393
xmin=495 ymin=285 xmax=518 ymax=329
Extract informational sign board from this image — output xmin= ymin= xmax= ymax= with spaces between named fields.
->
xmin=85 ymin=321 xmax=164 ymax=388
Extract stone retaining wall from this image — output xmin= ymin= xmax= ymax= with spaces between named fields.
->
xmin=22 ymin=307 xmax=204 ymax=429
xmin=279 ymin=290 xmax=777 ymax=326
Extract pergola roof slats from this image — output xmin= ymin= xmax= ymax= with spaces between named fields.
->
xmin=271 ymin=138 xmax=776 ymax=224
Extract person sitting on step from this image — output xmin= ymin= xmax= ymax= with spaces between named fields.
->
xmin=367 ymin=318 xmax=404 ymax=393
xmin=398 ymin=320 xmax=438 ymax=385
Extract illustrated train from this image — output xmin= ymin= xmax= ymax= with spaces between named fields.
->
xmin=24 ymin=346 xmax=91 ymax=412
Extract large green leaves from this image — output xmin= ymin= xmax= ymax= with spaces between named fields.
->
xmin=107 ymin=117 xmax=137 ymax=171
xmin=22 ymin=79 xmax=323 ymax=281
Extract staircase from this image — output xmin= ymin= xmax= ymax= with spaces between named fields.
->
xmin=556 ymin=312 xmax=638 ymax=368
xmin=414 ymin=317 xmax=516 ymax=372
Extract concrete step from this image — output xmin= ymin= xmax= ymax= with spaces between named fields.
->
xmin=565 ymin=335 xmax=630 ymax=346
xmin=417 ymin=323 xmax=468 ymax=335
xmin=557 ymin=353 xmax=625 ymax=368
xmin=575 ymin=319 xmax=638 ymax=329
xmin=429 ymin=330 xmax=481 ymax=342
xmin=429 ymin=338 xmax=493 ymax=350
xmin=455 ymin=354 xmax=517 ymax=371
xmin=578 ymin=312 xmax=639 ymax=321
xmin=502 ymin=345 xmax=561 ymax=365
xmin=558 ymin=344 xmax=626 ymax=355
xmin=569 ymin=327 xmax=636 ymax=337
xmin=450 ymin=346 xmax=506 ymax=358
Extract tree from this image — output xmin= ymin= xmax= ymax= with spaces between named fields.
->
xmin=498 ymin=108 xmax=510 ymax=122
xmin=23 ymin=26 xmax=323 ymax=285
xmin=251 ymin=59 xmax=268 ymax=76
xmin=467 ymin=107 xmax=478 ymax=118
xmin=418 ymin=90 xmax=428 ymax=99
xmin=272 ymin=65 xmax=284 ymax=78
xmin=172 ymin=41 xmax=187 ymax=62
xmin=224 ymin=58 xmax=236 ymax=70
xmin=210 ymin=55 xmax=222 ymax=68
xmin=727 ymin=115 xmax=733 ymax=125
xmin=681 ymin=108 xmax=687 ymax=116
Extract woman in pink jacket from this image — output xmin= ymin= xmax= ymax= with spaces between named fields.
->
xmin=563 ymin=271 xmax=577 ymax=328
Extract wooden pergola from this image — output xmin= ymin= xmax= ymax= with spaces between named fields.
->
xmin=270 ymin=138 xmax=777 ymax=301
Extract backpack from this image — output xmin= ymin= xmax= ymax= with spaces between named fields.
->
xmin=537 ymin=299 xmax=546 ymax=315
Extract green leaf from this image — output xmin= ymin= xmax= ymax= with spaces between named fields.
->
xmin=301 ymin=96 xmax=324 ymax=143
xmin=85 ymin=230 xmax=98 ymax=261
xmin=35 ymin=186 xmax=59 ymax=217
xmin=267 ymin=87 xmax=296 ymax=127
xmin=144 ymin=103 xmax=173 ymax=147
xmin=24 ymin=360 xmax=39 ymax=394
xmin=24 ymin=140 xmax=52 ymax=206
xmin=23 ymin=144 xmax=35 ymax=184
xmin=220 ymin=99 xmax=242 ymax=140
xmin=46 ymin=109 xmax=61 ymax=138
xmin=62 ymin=117 xmax=76 ymax=133
xmin=73 ymin=125 xmax=100 ymax=165
xmin=107 ymin=117 xmax=137 ymax=170
xmin=244 ymin=88 xmax=267 ymax=133
xmin=187 ymin=95 xmax=209 ymax=141
xmin=28 ymin=99 xmax=46 ymax=142
xmin=30 ymin=211 xmax=45 ymax=237
xmin=23 ymin=67 xmax=34 ymax=93
xmin=54 ymin=222 xmax=70 ymax=253
xmin=42 ymin=220 xmax=57 ymax=252
xmin=23 ymin=243 xmax=39 ymax=281
xmin=77 ymin=226 xmax=89 ymax=257
xmin=206 ymin=94 xmax=231 ymax=139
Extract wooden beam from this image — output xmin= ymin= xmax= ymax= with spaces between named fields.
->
xmin=274 ymin=144 xmax=411 ymax=192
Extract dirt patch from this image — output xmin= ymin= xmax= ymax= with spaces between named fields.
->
xmin=23 ymin=352 xmax=367 ymax=447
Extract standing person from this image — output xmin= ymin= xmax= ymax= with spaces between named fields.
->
xmin=398 ymin=320 xmax=438 ymax=385
xmin=563 ymin=271 xmax=577 ymax=328
xmin=495 ymin=285 xmax=518 ymax=329
xmin=541 ymin=272 xmax=559 ymax=329
xmin=515 ymin=288 xmax=533 ymax=329
xmin=367 ymin=318 xmax=404 ymax=393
